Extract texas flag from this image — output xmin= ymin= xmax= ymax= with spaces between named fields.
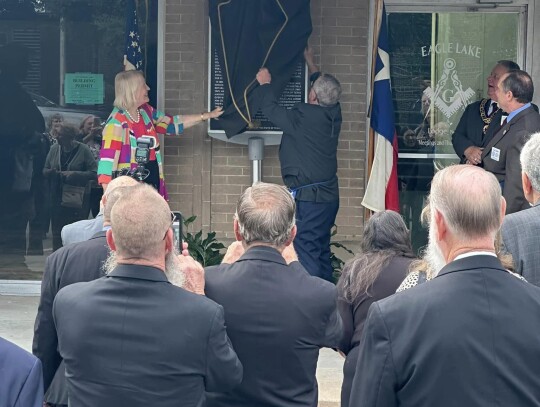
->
xmin=361 ymin=3 xmax=399 ymax=213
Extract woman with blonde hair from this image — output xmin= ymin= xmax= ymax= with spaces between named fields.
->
xmin=98 ymin=70 xmax=223 ymax=198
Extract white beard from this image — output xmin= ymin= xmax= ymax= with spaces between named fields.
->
xmin=103 ymin=249 xmax=186 ymax=288
xmin=163 ymin=249 xmax=186 ymax=288
xmin=424 ymin=223 xmax=447 ymax=277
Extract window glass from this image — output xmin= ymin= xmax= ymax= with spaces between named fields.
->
xmin=388 ymin=11 xmax=519 ymax=252
xmin=0 ymin=0 xmax=157 ymax=279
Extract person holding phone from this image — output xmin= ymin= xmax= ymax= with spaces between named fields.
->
xmin=97 ymin=70 xmax=223 ymax=198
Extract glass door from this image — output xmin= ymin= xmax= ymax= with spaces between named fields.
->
xmin=387 ymin=6 xmax=525 ymax=252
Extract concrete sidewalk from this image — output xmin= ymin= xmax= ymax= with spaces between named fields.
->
xmin=0 ymin=294 xmax=344 ymax=407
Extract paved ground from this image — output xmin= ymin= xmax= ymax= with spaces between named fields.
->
xmin=0 ymin=294 xmax=344 ymax=406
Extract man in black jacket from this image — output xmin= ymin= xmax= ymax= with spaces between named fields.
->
xmin=52 ymin=183 xmax=242 ymax=407
xmin=452 ymin=60 xmax=519 ymax=165
xmin=205 ymin=182 xmax=342 ymax=407
xmin=350 ymin=165 xmax=540 ymax=407
xmin=254 ymin=49 xmax=341 ymax=281
xmin=33 ymin=175 xmax=138 ymax=406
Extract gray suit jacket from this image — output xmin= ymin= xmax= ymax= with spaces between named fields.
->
xmin=53 ymin=264 xmax=242 ymax=407
xmin=501 ymin=202 xmax=540 ymax=286
xmin=482 ymin=105 xmax=540 ymax=214
xmin=61 ymin=212 xmax=103 ymax=246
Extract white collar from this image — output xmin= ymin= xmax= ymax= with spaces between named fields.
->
xmin=454 ymin=251 xmax=497 ymax=261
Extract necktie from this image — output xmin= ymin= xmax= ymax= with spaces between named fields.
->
xmin=488 ymin=102 xmax=498 ymax=116
xmin=501 ymin=117 xmax=507 ymax=127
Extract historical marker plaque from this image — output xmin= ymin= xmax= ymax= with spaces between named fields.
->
xmin=207 ymin=29 xmax=308 ymax=144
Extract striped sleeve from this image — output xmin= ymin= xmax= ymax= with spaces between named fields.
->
xmin=97 ymin=118 xmax=124 ymax=185
xmin=148 ymin=105 xmax=184 ymax=135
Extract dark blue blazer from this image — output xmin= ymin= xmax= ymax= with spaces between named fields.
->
xmin=205 ymin=246 xmax=342 ymax=407
xmin=350 ymin=255 xmax=540 ymax=407
xmin=0 ymin=337 xmax=44 ymax=407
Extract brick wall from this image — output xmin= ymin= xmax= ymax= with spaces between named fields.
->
xmin=163 ymin=0 xmax=369 ymax=245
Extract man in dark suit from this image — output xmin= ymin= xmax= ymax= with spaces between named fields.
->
xmin=0 ymin=336 xmax=43 ymax=407
xmin=253 ymin=48 xmax=342 ymax=281
xmin=52 ymin=183 xmax=242 ymax=406
xmin=33 ymin=175 xmax=138 ymax=406
xmin=349 ymin=165 xmax=540 ymax=407
xmin=502 ymin=133 xmax=540 ymax=285
xmin=482 ymin=69 xmax=540 ymax=213
xmin=452 ymin=60 xmax=519 ymax=165
xmin=205 ymin=182 xmax=342 ymax=407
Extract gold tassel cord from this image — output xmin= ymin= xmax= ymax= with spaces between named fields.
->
xmin=217 ymin=0 xmax=289 ymax=128
xmin=217 ymin=0 xmax=250 ymax=125
xmin=243 ymin=0 xmax=289 ymax=126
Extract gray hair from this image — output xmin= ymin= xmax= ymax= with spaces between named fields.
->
xmin=520 ymin=133 xmax=540 ymax=192
xmin=501 ymin=70 xmax=534 ymax=104
xmin=110 ymin=183 xmax=171 ymax=258
xmin=312 ymin=73 xmax=342 ymax=107
xmin=103 ymin=187 xmax=129 ymax=223
xmin=102 ymin=176 xmax=139 ymax=222
xmin=235 ymin=182 xmax=295 ymax=247
xmin=113 ymin=70 xmax=145 ymax=111
xmin=429 ymin=165 xmax=502 ymax=240
xmin=47 ymin=113 xmax=64 ymax=131
xmin=337 ymin=210 xmax=414 ymax=301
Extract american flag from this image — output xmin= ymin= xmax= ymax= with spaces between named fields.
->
xmin=124 ymin=0 xmax=143 ymax=71
xmin=361 ymin=1 xmax=399 ymax=213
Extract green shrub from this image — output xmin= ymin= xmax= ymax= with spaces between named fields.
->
xmin=182 ymin=215 xmax=226 ymax=267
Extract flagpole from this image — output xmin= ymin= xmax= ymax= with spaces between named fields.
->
xmin=364 ymin=0 xmax=385 ymax=221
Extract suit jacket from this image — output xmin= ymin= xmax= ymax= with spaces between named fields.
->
xmin=452 ymin=99 xmax=503 ymax=162
xmin=205 ymin=246 xmax=342 ymax=407
xmin=501 ymin=202 xmax=540 ymax=286
xmin=61 ymin=212 xmax=103 ymax=246
xmin=482 ymin=105 xmax=540 ymax=214
xmin=53 ymin=264 xmax=242 ymax=407
xmin=349 ymin=255 xmax=540 ymax=407
xmin=0 ymin=337 xmax=44 ymax=407
xmin=33 ymin=231 xmax=109 ymax=394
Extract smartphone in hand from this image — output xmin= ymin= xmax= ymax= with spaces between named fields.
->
xmin=172 ymin=211 xmax=183 ymax=253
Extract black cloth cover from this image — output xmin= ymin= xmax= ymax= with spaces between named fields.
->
xmin=209 ymin=0 xmax=312 ymax=138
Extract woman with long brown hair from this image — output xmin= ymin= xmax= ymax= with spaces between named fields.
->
xmin=337 ymin=210 xmax=415 ymax=407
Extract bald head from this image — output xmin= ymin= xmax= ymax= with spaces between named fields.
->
xmin=429 ymin=165 xmax=503 ymax=240
xmin=110 ymin=183 xmax=171 ymax=258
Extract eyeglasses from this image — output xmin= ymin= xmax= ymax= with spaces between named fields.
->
xmin=164 ymin=211 xmax=175 ymax=241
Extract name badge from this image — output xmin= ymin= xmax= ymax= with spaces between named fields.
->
xmin=491 ymin=147 xmax=500 ymax=162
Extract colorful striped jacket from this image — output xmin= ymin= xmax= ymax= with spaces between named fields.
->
xmin=97 ymin=104 xmax=184 ymax=200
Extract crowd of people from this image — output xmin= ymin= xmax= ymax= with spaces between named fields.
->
xmin=3 ymin=43 xmax=540 ymax=407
